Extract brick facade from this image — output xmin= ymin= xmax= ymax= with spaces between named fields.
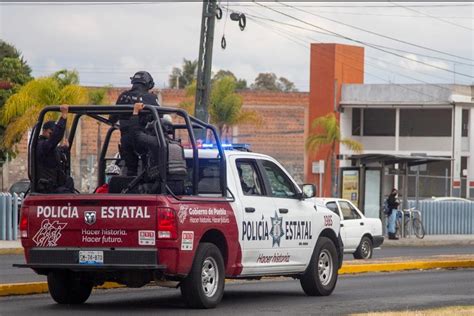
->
xmin=2 ymin=89 xmax=309 ymax=190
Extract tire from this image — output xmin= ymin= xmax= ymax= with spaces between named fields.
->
xmin=47 ymin=271 xmax=93 ymax=304
xmin=300 ymin=237 xmax=339 ymax=296
xmin=180 ymin=243 xmax=225 ymax=309
xmin=353 ymin=236 xmax=373 ymax=259
xmin=413 ymin=218 xmax=425 ymax=239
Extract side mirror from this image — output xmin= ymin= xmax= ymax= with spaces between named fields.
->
xmin=301 ymin=184 xmax=317 ymax=199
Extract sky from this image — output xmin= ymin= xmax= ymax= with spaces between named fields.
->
xmin=0 ymin=1 xmax=473 ymax=91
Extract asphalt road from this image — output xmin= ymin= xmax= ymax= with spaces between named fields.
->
xmin=2 ymin=245 xmax=474 ymax=284
xmin=0 ymin=269 xmax=473 ymax=315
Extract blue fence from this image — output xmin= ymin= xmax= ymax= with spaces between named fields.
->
xmin=408 ymin=200 xmax=474 ymax=235
xmin=0 ymin=193 xmax=19 ymax=240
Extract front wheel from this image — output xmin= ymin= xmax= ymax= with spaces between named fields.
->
xmin=300 ymin=237 xmax=339 ymax=296
xmin=180 ymin=243 xmax=225 ymax=309
xmin=47 ymin=271 xmax=93 ymax=304
xmin=353 ymin=236 xmax=373 ymax=259
xmin=413 ymin=218 xmax=425 ymax=239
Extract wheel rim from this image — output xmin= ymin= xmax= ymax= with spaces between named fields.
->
xmin=318 ymin=249 xmax=333 ymax=286
xmin=201 ymin=257 xmax=219 ymax=297
xmin=361 ymin=240 xmax=371 ymax=258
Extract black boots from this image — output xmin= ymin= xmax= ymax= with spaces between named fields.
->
xmin=388 ymin=233 xmax=399 ymax=240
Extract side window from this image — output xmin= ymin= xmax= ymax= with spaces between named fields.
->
xmin=261 ymin=160 xmax=297 ymax=198
xmin=339 ymin=201 xmax=361 ymax=220
xmin=325 ymin=202 xmax=340 ymax=216
xmin=236 ymin=160 xmax=263 ymax=196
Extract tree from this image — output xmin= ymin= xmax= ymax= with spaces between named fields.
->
xmin=0 ymin=40 xmax=31 ymax=74
xmin=306 ymin=113 xmax=363 ymax=197
xmin=0 ymin=70 xmax=88 ymax=151
xmin=178 ymin=76 xmax=262 ymax=142
xmin=212 ymin=70 xmax=247 ymax=90
xmin=0 ymin=41 xmax=33 ymax=165
xmin=168 ymin=58 xmax=198 ymax=89
xmin=250 ymin=72 xmax=298 ymax=92
xmin=277 ymin=76 xmax=297 ymax=92
xmin=251 ymin=72 xmax=279 ymax=91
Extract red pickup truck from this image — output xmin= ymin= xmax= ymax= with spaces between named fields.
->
xmin=16 ymin=105 xmax=343 ymax=309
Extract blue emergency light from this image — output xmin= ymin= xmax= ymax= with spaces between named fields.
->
xmin=201 ymin=143 xmax=251 ymax=151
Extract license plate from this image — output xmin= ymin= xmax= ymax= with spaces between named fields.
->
xmin=79 ymin=251 xmax=104 ymax=264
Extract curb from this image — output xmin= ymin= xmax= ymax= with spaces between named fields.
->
xmin=0 ymin=248 xmax=23 ymax=255
xmin=339 ymin=259 xmax=474 ymax=274
xmin=0 ymin=281 xmax=123 ymax=297
xmin=1 ymin=259 xmax=473 ymax=297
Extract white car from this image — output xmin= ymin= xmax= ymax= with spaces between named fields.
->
xmin=312 ymin=198 xmax=384 ymax=259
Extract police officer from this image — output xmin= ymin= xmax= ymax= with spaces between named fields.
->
xmin=36 ymin=104 xmax=74 ymax=193
xmin=115 ymin=71 xmax=160 ymax=176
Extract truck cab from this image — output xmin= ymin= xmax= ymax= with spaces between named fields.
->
xmin=16 ymin=105 xmax=343 ymax=309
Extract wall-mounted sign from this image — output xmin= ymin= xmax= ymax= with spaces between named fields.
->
xmin=312 ymin=160 xmax=325 ymax=174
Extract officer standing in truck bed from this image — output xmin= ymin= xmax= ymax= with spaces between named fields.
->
xmin=114 ymin=71 xmax=160 ymax=176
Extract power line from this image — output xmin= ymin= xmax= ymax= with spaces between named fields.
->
xmin=249 ymin=16 xmax=448 ymax=101
xmin=275 ymin=1 xmax=473 ymax=62
xmin=242 ymin=9 xmax=471 ymax=84
xmin=388 ymin=1 xmax=473 ymax=31
xmin=250 ymin=14 xmax=461 ymax=91
xmin=230 ymin=3 xmax=474 ymax=9
xmin=241 ymin=10 xmax=474 ymax=68
xmin=287 ymin=10 xmax=474 ymax=20
xmin=253 ymin=1 xmax=474 ymax=79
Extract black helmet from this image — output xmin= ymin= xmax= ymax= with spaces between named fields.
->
xmin=130 ymin=71 xmax=154 ymax=90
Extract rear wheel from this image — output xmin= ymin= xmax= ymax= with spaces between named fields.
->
xmin=413 ymin=218 xmax=425 ymax=239
xmin=353 ymin=236 xmax=373 ymax=259
xmin=47 ymin=271 xmax=93 ymax=304
xmin=300 ymin=237 xmax=339 ymax=296
xmin=180 ymin=243 xmax=225 ymax=309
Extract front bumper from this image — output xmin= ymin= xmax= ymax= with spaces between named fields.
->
xmin=372 ymin=235 xmax=384 ymax=248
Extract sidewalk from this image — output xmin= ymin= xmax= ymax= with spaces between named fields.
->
xmin=382 ymin=234 xmax=474 ymax=247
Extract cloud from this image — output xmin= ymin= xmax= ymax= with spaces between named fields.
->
xmin=0 ymin=2 xmax=471 ymax=89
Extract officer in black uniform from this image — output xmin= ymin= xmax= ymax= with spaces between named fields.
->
xmin=36 ymin=104 xmax=74 ymax=193
xmin=114 ymin=71 xmax=160 ymax=176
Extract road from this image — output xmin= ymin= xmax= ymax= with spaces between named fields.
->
xmin=3 ymin=245 xmax=474 ymax=284
xmin=0 ymin=269 xmax=472 ymax=315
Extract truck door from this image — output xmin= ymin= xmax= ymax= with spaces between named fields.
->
xmin=236 ymin=159 xmax=280 ymax=275
xmin=259 ymin=159 xmax=315 ymax=273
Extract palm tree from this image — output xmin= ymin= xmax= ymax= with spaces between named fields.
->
xmin=0 ymin=71 xmax=87 ymax=151
xmin=178 ymin=76 xmax=262 ymax=142
xmin=306 ymin=112 xmax=363 ymax=197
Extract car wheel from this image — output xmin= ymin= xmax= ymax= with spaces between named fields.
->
xmin=353 ymin=236 xmax=373 ymax=259
xmin=47 ymin=271 xmax=93 ymax=304
xmin=300 ymin=237 xmax=339 ymax=296
xmin=180 ymin=243 xmax=225 ymax=309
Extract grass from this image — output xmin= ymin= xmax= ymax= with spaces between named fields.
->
xmin=352 ymin=305 xmax=474 ymax=316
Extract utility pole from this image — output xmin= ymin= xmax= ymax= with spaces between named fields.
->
xmin=194 ymin=0 xmax=217 ymax=134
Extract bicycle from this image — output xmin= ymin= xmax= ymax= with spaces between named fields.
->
xmin=395 ymin=208 xmax=425 ymax=239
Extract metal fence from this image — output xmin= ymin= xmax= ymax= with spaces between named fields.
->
xmin=407 ymin=200 xmax=474 ymax=235
xmin=0 ymin=193 xmax=19 ymax=240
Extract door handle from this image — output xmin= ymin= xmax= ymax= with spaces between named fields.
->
xmin=279 ymin=208 xmax=289 ymax=214
xmin=360 ymin=222 xmax=364 ymax=226
xmin=340 ymin=223 xmax=344 ymax=227
xmin=245 ymin=207 xmax=255 ymax=213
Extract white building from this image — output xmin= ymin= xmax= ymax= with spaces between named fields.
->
xmin=339 ymin=84 xmax=474 ymax=200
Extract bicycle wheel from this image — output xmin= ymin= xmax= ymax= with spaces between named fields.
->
xmin=413 ymin=218 xmax=425 ymax=239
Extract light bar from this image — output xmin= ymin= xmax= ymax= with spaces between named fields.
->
xmin=200 ymin=143 xmax=251 ymax=151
